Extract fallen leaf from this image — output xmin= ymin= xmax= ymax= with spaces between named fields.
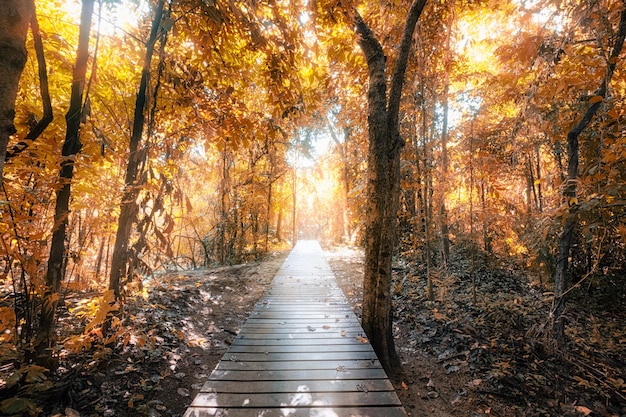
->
xmin=575 ymin=406 xmax=593 ymax=416
xmin=401 ymin=381 xmax=409 ymax=390
xmin=356 ymin=336 xmax=368 ymax=343
xmin=65 ymin=408 xmax=81 ymax=417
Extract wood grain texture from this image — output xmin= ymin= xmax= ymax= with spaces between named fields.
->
xmin=184 ymin=240 xmax=407 ymax=417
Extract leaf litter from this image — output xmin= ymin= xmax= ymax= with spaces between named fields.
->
xmin=326 ymin=246 xmax=626 ymax=417
xmin=20 ymin=251 xmax=287 ymax=417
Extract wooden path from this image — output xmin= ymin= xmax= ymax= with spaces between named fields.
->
xmin=184 ymin=240 xmax=407 ymax=417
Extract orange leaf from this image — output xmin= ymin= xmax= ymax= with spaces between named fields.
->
xmin=589 ymin=96 xmax=603 ymax=104
xmin=401 ymin=381 xmax=409 ymax=390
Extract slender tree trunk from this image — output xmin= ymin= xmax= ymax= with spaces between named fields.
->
xmin=218 ymin=149 xmax=229 ymax=264
xmin=265 ymin=181 xmax=273 ymax=252
xmin=0 ymin=0 xmax=33 ymax=178
xmin=276 ymin=206 xmax=282 ymax=241
xmin=109 ymin=0 xmax=165 ymax=299
xmin=292 ymin=161 xmax=297 ymax=245
xmin=327 ymin=118 xmax=351 ymax=242
xmin=439 ymin=2 xmax=454 ymax=265
xmin=536 ymin=146 xmax=543 ymax=213
xmin=35 ymin=0 xmax=94 ymax=365
xmin=352 ymin=0 xmax=427 ymax=374
xmin=94 ymin=235 xmax=106 ymax=281
xmin=553 ymin=6 xmax=626 ymax=343
xmin=526 ymin=156 xmax=534 ymax=215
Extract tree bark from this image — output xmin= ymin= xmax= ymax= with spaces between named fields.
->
xmin=439 ymin=4 xmax=454 ymax=265
xmin=552 ymin=5 xmax=626 ymax=343
xmin=0 ymin=0 xmax=33 ymax=178
xmin=109 ymin=0 xmax=165 ymax=299
xmin=35 ymin=0 xmax=94 ymax=365
xmin=5 ymin=10 xmax=53 ymax=162
xmin=352 ymin=0 xmax=427 ymax=374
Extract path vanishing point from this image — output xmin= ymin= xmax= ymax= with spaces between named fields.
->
xmin=184 ymin=240 xmax=407 ymax=417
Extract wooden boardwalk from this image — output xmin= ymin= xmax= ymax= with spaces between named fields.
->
xmin=184 ymin=240 xmax=407 ymax=417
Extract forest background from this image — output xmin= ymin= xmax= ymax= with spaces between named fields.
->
xmin=0 ymin=0 xmax=625 ymax=415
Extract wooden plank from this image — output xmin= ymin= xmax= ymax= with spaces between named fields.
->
xmin=199 ymin=378 xmax=395 ymax=393
xmin=227 ymin=344 xmax=373 ymax=353
xmin=235 ymin=328 xmax=364 ymax=340
xmin=230 ymin=338 xmax=366 ymax=346
xmin=216 ymin=359 xmax=381 ymax=371
xmin=241 ymin=322 xmax=362 ymax=328
xmin=185 ymin=406 xmax=409 ymax=417
xmin=184 ymin=241 xmax=407 ymax=417
xmin=236 ymin=327 xmax=364 ymax=334
xmin=243 ymin=318 xmax=360 ymax=325
xmin=250 ymin=308 xmax=356 ymax=320
xmin=221 ymin=351 xmax=378 ymax=362
xmin=190 ymin=391 xmax=402 ymax=408
xmin=209 ymin=368 xmax=389 ymax=381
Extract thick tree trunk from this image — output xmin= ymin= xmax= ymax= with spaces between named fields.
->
xmin=109 ymin=0 xmax=165 ymax=298
xmin=353 ymin=0 xmax=427 ymax=374
xmin=0 ymin=0 xmax=33 ymax=178
xmin=553 ymin=6 xmax=626 ymax=343
xmin=35 ymin=0 xmax=94 ymax=365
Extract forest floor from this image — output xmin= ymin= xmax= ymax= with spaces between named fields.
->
xmin=29 ymin=246 xmax=626 ymax=417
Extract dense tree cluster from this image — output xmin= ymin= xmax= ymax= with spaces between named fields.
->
xmin=0 ymin=0 xmax=624 ymax=414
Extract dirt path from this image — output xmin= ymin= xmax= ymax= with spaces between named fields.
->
xmin=33 ymin=245 xmax=626 ymax=417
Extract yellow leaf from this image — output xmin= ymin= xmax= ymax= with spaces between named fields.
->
xmin=569 ymin=197 xmax=578 ymax=206
xmin=589 ymin=96 xmax=603 ymax=104
xmin=30 ymin=232 xmax=45 ymax=240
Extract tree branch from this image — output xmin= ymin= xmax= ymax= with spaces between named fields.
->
xmin=387 ymin=0 xmax=427 ymax=137
xmin=5 ymin=8 xmax=53 ymax=161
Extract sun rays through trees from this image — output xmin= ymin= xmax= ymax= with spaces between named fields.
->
xmin=1 ymin=0 xmax=625 ymax=415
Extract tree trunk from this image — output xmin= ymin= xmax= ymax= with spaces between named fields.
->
xmin=5 ymin=9 xmax=54 ymax=162
xmin=439 ymin=2 xmax=454 ymax=265
xmin=327 ymin=118 xmax=352 ymax=243
xmin=109 ymin=0 xmax=165 ymax=299
xmin=552 ymin=6 xmax=626 ymax=343
xmin=35 ymin=0 xmax=94 ymax=365
xmin=291 ymin=162 xmax=297 ymax=245
xmin=0 ymin=0 xmax=33 ymax=178
xmin=535 ymin=146 xmax=543 ymax=213
xmin=352 ymin=0 xmax=427 ymax=374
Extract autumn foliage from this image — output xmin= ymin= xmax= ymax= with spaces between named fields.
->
xmin=0 ymin=0 xmax=625 ymax=415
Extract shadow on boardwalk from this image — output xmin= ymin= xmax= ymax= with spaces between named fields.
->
xmin=184 ymin=240 xmax=407 ymax=417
